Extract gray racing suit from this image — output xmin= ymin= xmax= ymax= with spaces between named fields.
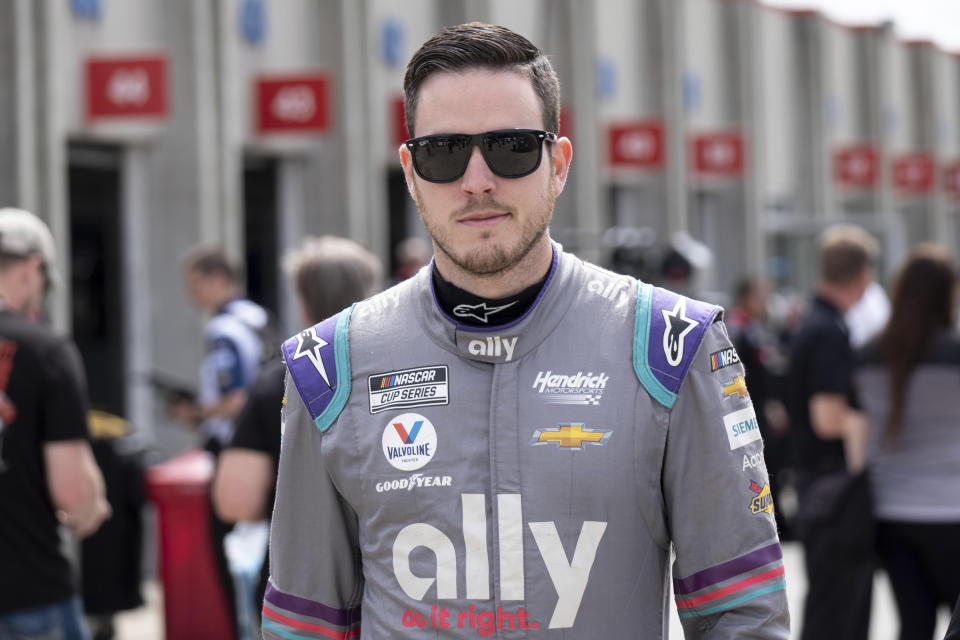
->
xmin=263 ymin=245 xmax=789 ymax=639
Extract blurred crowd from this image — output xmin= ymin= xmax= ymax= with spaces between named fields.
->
xmin=2 ymin=201 xmax=960 ymax=640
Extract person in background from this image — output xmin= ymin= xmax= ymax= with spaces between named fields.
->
xmin=263 ymin=22 xmax=788 ymax=639
xmin=0 ymin=207 xmax=111 ymax=639
xmin=213 ymin=235 xmax=382 ymax=628
xmin=852 ymin=244 xmax=960 ymax=640
xmin=786 ymin=223 xmax=878 ymax=640
xmin=173 ymin=246 xmax=274 ymax=638
xmin=728 ymin=275 xmax=792 ymax=538
xmin=392 ymin=236 xmax=432 ymax=283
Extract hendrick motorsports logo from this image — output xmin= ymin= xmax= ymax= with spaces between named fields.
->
xmin=368 ymin=365 xmax=449 ymax=414
xmin=532 ymin=370 xmax=608 ymax=405
xmin=382 ymin=413 xmax=438 ymax=471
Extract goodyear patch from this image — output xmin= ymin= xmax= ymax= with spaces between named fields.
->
xmin=368 ymin=365 xmax=449 ymax=414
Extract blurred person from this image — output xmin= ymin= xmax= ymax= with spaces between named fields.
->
xmin=263 ymin=23 xmax=788 ymax=639
xmin=0 ymin=207 xmax=111 ymax=639
xmin=852 ymin=244 xmax=960 ymax=640
xmin=212 ymin=235 xmax=382 ymax=629
xmin=786 ymin=223 xmax=879 ymax=640
xmin=172 ymin=246 xmax=275 ymax=638
xmin=392 ymin=235 xmax=432 ymax=283
xmin=727 ymin=276 xmax=792 ymax=537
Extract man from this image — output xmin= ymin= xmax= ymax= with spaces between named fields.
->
xmin=0 ymin=207 xmax=111 ymax=638
xmin=786 ymin=224 xmax=878 ymax=640
xmin=213 ymin=235 xmax=382 ymax=626
xmin=175 ymin=246 xmax=275 ymax=638
xmin=264 ymin=23 xmax=788 ymax=639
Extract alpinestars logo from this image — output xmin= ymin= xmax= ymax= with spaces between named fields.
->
xmin=532 ymin=371 xmax=608 ymax=405
xmin=453 ymin=301 xmax=516 ymax=323
xmin=662 ymin=298 xmax=698 ymax=367
xmin=292 ymin=327 xmax=330 ymax=387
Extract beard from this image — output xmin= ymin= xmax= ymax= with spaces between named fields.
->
xmin=413 ymin=180 xmax=556 ymax=278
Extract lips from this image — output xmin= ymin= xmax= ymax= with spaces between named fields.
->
xmin=458 ymin=211 xmax=511 ymax=227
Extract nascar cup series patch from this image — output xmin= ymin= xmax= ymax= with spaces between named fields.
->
xmin=368 ymin=365 xmax=449 ymax=414
xmin=382 ymin=413 xmax=438 ymax=471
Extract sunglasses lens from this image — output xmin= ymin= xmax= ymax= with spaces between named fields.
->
xmin=482 ymin=131 xmax=542 ymax=178
xmin=411 ymin=135 xmax=472 ymax=183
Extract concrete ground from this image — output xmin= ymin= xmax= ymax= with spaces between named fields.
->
xmin=110 ymin=541 xmax=951 ymax=639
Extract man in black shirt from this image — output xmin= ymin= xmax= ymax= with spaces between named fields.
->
xmin=0 ymin=207 xmax=111 ymax=639
xmin=212 ymin=235 xmax=382 ymax=624
xmin=787 ymin=224 xmax=878 ymax=640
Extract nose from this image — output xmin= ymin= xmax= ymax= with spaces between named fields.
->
xmin=459 ymin=146 xmax=496 ymax=195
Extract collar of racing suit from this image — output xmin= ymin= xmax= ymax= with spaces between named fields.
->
xmin=431 ymin=263 xmax=550 ymax=329
xmin=416 ymin=242 xmax=579 ymax=364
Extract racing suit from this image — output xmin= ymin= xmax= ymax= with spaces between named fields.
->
xmin=264 ymin=245 xmax=790 ymax=639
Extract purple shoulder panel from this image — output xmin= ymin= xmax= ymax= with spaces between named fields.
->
xmin=282 ymin=313 xmax=341 ymax=422
xmin=647 ymin=287 xmax=720 ymax=395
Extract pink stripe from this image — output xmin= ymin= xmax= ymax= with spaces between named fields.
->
xmin=262 ymin=605 xmax=361 ymax=639
xmin=676 ymin=566 xmax=785 ymax=609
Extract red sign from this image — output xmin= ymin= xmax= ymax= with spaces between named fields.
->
xmin=892 ymin=153 xmax=935 ymax=194
xmin=256 ymin=74 xmax=330 ymax=133
xmin=692 ymin=131 xmax=744 ymax=175
xmin=392 ymin=95 xmax=410 ymax=147
xmin=834 ymin=145 xmax=878 ymax=187
xmin=608 ymin=121 xmax=664 ymax=168
xmin=86 ymin=55 xmax=168 ymax=120
xmin=944 ymin=161 xmax=960 ymax=198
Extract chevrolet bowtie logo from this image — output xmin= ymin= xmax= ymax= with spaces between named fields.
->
xmin=530 ymin=424 xmax=612 ymax=450
xmin=723 ymin=375 xmax=749 ymax=399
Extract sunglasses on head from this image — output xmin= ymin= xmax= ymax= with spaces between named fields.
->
xmin=405 ymin=129 xmax=557 ymax=184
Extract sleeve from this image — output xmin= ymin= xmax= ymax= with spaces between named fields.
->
xmin=663 ymin=320 xmax=790 ymax=639
xmin=229 ymin=360 xmax=286 ymax=456
xmin=806 ymin=324 xmax=851 ymax=396
xmin=261 ymin=371 xmax=363 ymax=639
xmin=39 ymin=338 xmax=90 ymax=442
xmin=207 ymin=336 xmax=245 ymax=394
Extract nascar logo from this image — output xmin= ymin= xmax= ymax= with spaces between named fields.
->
xmin=368 ymin=365 xmax=448 ymax=414
xmin=710 ymin=347 xmax=740 ymax=372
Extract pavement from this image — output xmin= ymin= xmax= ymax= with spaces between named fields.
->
xmin=109 ymin=540 xmax=952 ymax=639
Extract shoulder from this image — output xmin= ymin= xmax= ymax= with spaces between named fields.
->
xmin=632 ymin=284 xmax=723 ymax=408
xmin=281 ymin=307 xmax=353 ymax=431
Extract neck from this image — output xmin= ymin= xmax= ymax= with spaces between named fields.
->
xmin=817 ymin=283 xmax=855 ymax=313
xmin=432 ymin=237 xmax=553 ymax=299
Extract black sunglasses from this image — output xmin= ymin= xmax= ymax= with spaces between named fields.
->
xmin=405 ymin=129 xmax=557 ymax=183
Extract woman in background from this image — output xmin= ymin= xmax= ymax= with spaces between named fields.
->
xmin=853 ymin=244 xmax=960 ymax=640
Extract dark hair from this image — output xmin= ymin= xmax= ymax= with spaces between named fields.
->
xmin=878 ymin=243 xmax=956 ymax=442
xmin=818 ymin=224 xmax=878 ymax=285
xmin=182 ymin=246 xmax=239 ymax=283
xmin=734 ymin=276 xmax=763 ymax=305
xmin=403 ymin=22 xmax=560 ymax=138
xmin=283 ymin=236 xmax=383 ymax=324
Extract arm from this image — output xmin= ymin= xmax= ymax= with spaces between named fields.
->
xmin=213 ymin=449 xmax=274 ymax=522
xmin=808 ymin=392 xmax=848 ymax=439
xmin=262 ymin=371 xmax=362 ymax=639
xmin=663 ymin=321 xmax=790 ymax=639
xmin=45 ymin=440 xmax=111 ymax=538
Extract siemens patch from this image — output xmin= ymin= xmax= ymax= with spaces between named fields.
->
xmin=723 ymin=405 xmax=762 ymax=450
xmin=368 ymin=365 xmax=449 ymax=414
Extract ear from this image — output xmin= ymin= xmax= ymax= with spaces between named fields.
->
xmin=550 ymin=137 xmax=573 ymax=196
xmin=399 ymin=144 xmax=417 ymax=199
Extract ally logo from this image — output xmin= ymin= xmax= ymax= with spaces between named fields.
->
xmin=382 ymin=413 xmax=438 ymax=471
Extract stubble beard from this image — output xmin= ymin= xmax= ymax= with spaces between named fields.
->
xmin=414 ymin=181 xmax=556 ymax=278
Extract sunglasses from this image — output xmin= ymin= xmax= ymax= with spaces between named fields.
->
xmin=405 ymin=129 xmax=557 ymax=183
